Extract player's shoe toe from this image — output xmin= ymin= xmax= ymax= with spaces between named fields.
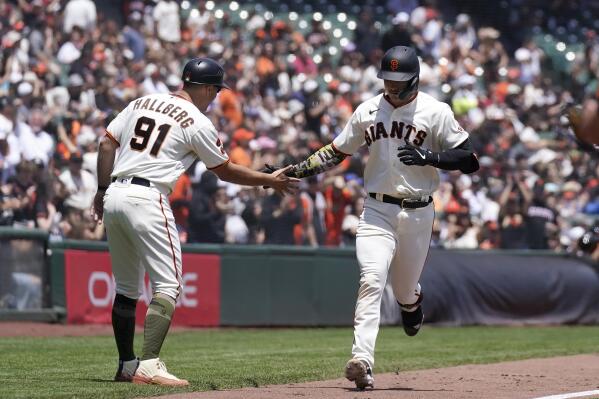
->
xmin=133 ymin=358 xmax=189 ymax=387
xmin=401 ymin=305 xmax=424 ymax=336
xmin=344 ymin=358 xmax=374 ymax=390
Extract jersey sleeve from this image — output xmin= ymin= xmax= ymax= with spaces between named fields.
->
xmin=434 ymin=103 xmax=470 ymax=151
xmin=105 ymin=104 xmax=131 ymax=145
xmin=332 ymin=108 xmax=365 ymax=155
xmin=186 ymin=122 xmax=229 ymax=169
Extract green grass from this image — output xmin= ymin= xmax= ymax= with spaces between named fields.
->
xmin=2 ymin=326 xmax=599 ymax=398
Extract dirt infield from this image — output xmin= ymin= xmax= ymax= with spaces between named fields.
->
xmin=156 ymin=354 xmax=599 ymax=399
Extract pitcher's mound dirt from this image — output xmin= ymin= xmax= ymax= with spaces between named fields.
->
xmin=156 ymin=354 xmax=599 ymax=399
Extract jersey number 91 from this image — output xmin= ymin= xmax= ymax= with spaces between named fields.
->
xmin=130 ymin=116 xmax=172 ymax=156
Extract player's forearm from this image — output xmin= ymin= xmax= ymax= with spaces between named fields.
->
xmin=432 ymin=148 xmax=478 ymax=173
xmin=432 ymin=139 xmax=479 ymax=173
xmin=398 ymin=139 xmax=479 ymax=173
xmin=287 ymin=143 xmax=346 ymax=178
xmin=213 ymin=161 xmax=277 ymax=187
xmin=97 ymin=136 xmax=118 ymax=189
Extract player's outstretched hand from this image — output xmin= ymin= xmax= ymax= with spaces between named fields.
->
xmin=269 ymin=165 xmax=300 ymax=196
xmin=90 ymin=190 xmax=105 ymax=224
xmin=397 ymin=144 xmax=435 ymax=166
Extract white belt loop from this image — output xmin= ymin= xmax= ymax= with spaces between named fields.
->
xmin=376 ymin=193 xmax=384 ymax=201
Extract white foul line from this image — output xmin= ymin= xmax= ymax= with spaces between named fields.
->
xmin=533 ymin=390 xmax=599 ymax=399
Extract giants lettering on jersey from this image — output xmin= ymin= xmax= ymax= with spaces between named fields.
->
xmin=364 ymin=121 xmax=427 ymax=147
xmin=133 ymin=98 xmax=195 ymax=128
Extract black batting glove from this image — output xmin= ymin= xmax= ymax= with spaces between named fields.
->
xmin=260 ymin=163 xmax=280 ymax=174
xmin=397 ymin=144 xmax=437 ymax=166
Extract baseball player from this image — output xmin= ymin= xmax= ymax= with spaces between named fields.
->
xmin=282 ymin=46 xmax=479 ymax=389
xmin=91 ymin=57 xmax=298 ymax=386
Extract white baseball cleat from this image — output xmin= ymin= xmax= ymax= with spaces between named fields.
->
xmin=132 ymin=358 xmax=189 ymax=386
xmin=344 ymin=358 xmax=374 ymax=390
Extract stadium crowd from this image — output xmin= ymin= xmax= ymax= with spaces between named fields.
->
xmin=0 ymin=0 xmax=597 ymax=258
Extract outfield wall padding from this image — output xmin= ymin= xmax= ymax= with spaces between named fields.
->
xmin=381 ymin=250 xmax=599 ymax=326
xmin=2 ymin=231 xmax=595 ymax=326
xmin=219 ymin=246 xmax=358 ymax=326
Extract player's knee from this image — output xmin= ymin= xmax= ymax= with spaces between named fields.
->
xmin=360 ymin=274 xmax=383 ymax=293
xmin=153 ymin=291 xmax=176 ymax=307
xmin=115 ymin=285 xmax=140 ymax=302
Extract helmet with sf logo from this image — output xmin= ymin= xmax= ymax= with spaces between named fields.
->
xmin=377 ymin=46 xmax=420 ymax=99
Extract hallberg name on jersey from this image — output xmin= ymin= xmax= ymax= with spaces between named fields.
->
xmin=364 ymin=120 xmax=427 ymax=147
xmin=132 ymin=97 xmax=195 ymax=128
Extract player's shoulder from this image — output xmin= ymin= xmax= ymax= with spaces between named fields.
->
xmin=415 ymin=91 xmax=443 ymax=106
xmin=416 ymin=92 xmax=452 ymax=112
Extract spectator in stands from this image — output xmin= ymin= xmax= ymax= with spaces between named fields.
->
xmin=381 ymin=12 xmax=413 ymax=52
xmin=260 ymin=193 xmax=302 ymax=245
xmin=17 ymin=108 xmax=54 ymax=166
xmin=0 ymin=98 xmax=20 ymax=182
xmin=188 ymin=172 xmax=226 ymax=244
xmin=525 ymin=180 xmax=557 ymax=249
xmin=3 ymin=160 xmax=38 ymax=228
xmin=63 ymin=0 xmax=96 ymax=34
xmin=153 ymin=0 xmax=181 ymax=44
xmin=498 ymin=173 xmax=530 ymax=249
xmin=0 ymin=0 xmax=596 ymax=254
xmin=59 ymin=206 xmax=103 ymax=240
xmin=354 ymin=10 xmax=382 ymax=56
xmin=122 ymin=12 xmax=146 ymax=62
xmin=229 ymin=128 xmax=255 ymax=168
xmin=241 ymin=197 xmax=264 ymax=244
xmin=443 ymin=212 xmax=479 ymax=249
xmin=141 ymin=64 xmax=168 ymax=95
xmin=324 ymin=176 xmax=354 ymax=247
xmin=58 ymin=153 xmax=96 ymax=211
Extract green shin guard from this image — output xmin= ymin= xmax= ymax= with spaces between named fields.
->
xmin=141 ymin=293 xmax=176 ymax=360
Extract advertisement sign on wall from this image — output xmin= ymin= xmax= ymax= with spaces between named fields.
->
xmin=64 ymin=250 xmax=220 ymax=326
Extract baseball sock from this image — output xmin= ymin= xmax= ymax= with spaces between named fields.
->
xmin=112 ymin=294 xmax=138 ymax=361
xmin=141 ymin=293 xmax=175 ymax=360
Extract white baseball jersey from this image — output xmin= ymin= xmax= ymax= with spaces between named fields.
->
xmin=106 ymin=93 xmax=229 ymax=191
xmin=333 ymin=92 xmax=468 ymax=197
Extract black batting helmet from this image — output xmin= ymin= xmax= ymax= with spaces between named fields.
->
xmin=182 ymin=57 xmax=231 ymax=90
xmin=377 ymin=46 xmax=419 ymax=99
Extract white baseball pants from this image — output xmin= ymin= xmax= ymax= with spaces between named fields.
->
xmin=351 ymin=196 xmax=434 ymax=369
xmin=103 ymin=178 xmax=182 ymax=301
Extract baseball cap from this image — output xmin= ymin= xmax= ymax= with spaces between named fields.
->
xmin=392 ymin=12 xmax=409 ymax=25
xmin=17 ymin=81 xmax=33 ymax=96
xmin=166 ymin=74 xmax=181 ymax=88
xmin=303 ymin=79 xmax=319 ymax=93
